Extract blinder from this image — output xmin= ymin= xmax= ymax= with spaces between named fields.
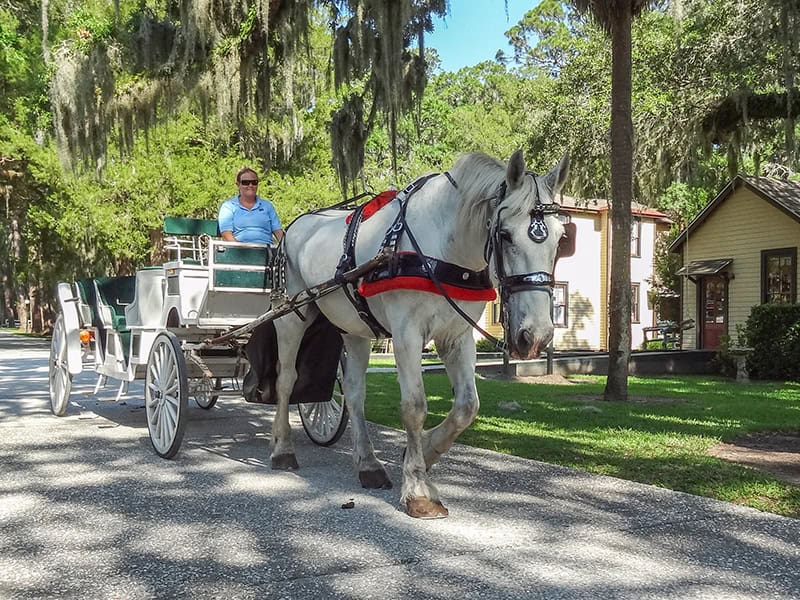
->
xmin=557 ymin=221 xmax=577 ymax=259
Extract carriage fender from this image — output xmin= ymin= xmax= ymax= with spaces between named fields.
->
xmin=56 ymin=282 xmax=83 ymax=375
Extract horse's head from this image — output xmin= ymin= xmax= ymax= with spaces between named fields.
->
xmin=486 ymin=150 xmax=573 ymax=359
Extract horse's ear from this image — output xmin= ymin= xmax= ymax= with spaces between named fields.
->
xmin=545 ymin=153 xmax=570 ymax=196
xmin=506 ymin=149 xmax=526 ymax=190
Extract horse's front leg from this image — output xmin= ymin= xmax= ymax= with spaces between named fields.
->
xmin=394 ymin=331 xmax=448 ymax=519
xmin=421 ymin=328 xmax=479 ymax=469
xmin=341 ymin=335 xmax=392 ymax=489
xmin=270 ymin=314 xmax=308 ymax=470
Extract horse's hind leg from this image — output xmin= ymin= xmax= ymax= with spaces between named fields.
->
xmin=270 ymin=308 xmax=315 ymax=470
xmin=420 ymin=329 xmax=480 ymax=469
xmin=341 ymin=335 xmax=392 ymax=489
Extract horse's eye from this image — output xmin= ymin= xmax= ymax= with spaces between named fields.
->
xmin=499 ymin=230 xmax=512 ymax=242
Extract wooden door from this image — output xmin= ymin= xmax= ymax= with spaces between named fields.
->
xmin=701 ymin=276 xmax=726 ymax=350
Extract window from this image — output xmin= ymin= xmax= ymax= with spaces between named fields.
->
xmin=630 ymin=217 xmax=641 ymax=258
xmin=553 ymin=283 xmax=568 ymax=327
xmin=491 ymin=300 xmax=501 ymax=324
xmin=631 ymin=282 xmax=640 ymax=323
xmin=761 ymin=248 xmax=797 ymax=304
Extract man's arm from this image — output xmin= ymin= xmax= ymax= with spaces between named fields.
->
xmin=221 ymin=230 xmax=236 ymax=242
xmin=273 ymin=229 xmax=285 ymax=243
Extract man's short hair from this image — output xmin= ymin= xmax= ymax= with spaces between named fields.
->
xmin=236 ymin=167 xmax=258 ymax=183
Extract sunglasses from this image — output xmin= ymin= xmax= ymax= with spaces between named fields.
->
xmin=239 ymin=179 xmax=259 ymax=186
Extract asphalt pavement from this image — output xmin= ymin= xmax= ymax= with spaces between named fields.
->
xmin=1 ymin=329 xmax=799 ymax=599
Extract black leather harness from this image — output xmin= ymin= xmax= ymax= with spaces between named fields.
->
xmin=335 ymin=172 xmax=491 ymax=338
xmin=333 ymin=169 xmax=571 ymax=350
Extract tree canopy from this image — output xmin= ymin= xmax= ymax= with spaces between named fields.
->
xmin=1 ymin=0 xmax=799 ymax=334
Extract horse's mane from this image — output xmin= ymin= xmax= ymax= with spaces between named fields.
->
xmin=448 ymin=153 xmax=506 ymax=228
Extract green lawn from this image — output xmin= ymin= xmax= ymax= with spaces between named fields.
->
xmin=369 ymin=356 xmax=441 ymax=368
xmin=363 ymin=373 xmax=800 ymax=518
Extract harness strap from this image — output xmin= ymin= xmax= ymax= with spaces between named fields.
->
xmin=363 ymin=252 xmax=492 ymax=291
xmin=380 ymin=172 xmax=443 ymax=268
xmin=335 ymin=203 xmax=391 ymax=338
xmin=403 ymin=218 xmax=507 ymax=352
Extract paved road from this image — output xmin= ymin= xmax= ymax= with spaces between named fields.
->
xmin=1 ymin=330 xmax=799 ymax=599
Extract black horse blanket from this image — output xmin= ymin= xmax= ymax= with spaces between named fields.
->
xmin=242 ymin=312 xmax=343 ymax=405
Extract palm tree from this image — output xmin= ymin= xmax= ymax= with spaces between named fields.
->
xmin=569 ymin=0 xmax=656 ymax=401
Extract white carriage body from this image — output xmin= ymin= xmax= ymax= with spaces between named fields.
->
xmin=49 ymin=216 xmax=348 ymax=457
xmin=54 ymin=218 xmax=275 ymax=384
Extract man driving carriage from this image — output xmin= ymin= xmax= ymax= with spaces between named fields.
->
xmin=218 ymin=166 xmax=285 ymax=245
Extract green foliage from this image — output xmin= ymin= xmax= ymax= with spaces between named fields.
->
xmin=475 ymin=338 xmax=501 ymax=353
xmin=709 ymin=334 xmax=737 ymax=378
xmin=64 ymin=3 xmax=115 ymax=51
xmin=0 ymin=6 xmax=49 ymax=129
xmin=743 ymin=304 xmax=800 ymax=381
xmin=506 ymin=1 xmax=800 ymax=201
xmin=655 ymin=182 xmax=709 ymax=225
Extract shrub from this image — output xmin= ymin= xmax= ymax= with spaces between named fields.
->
xmin=742 ymin=303 xmax=800 ymax=381
xmin=475 ymin=337 xmax=501 ymax=353
xmin=643 ymin=340 xmax=666 ymax=351
xmin=710 ymin=335 xmax=736 ymax=378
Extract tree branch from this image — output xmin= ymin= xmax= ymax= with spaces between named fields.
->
xmin=703 ymin=88 xmax=800 ymax=142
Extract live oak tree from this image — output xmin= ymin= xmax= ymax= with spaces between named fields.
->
xmin=43 ymin=0 xmax=448 ymax=193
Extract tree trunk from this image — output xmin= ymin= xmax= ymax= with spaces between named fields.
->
xmin=782 ymin=2 xmax=797 ymax=167
xmin=16 ymin=294 xmax=28 ymax=332
xmin=604 ymin=8 xmax=633 ymax=402
xmin=28 ymin=283 xmax=41 ymax=333
xmin=2 ymin=272 xmax=12 ymax=325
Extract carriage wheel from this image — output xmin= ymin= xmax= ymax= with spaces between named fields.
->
xmin=145 ymin=331 xmax=188 ymax=459
xmin=193 ymin=376 xmax=222 ymax=410
xmin=48 ymin=314 xmax=72 ymax=416
xmin=298 ymin=356 xmax=349 ymax=446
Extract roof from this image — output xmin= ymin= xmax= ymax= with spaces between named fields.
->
xmin=670 ymin=175 xmax=800 ymax=252
xmin=676 ymin=258 xmax=733 ymax=277
xmin=559 ymin=195 xmax=671 ymax=222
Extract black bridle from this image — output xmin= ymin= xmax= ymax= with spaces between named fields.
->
xmin=483 ymin=173 xmax=567 ymax=333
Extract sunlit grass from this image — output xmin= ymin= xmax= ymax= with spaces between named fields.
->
xmin=363 ymin=373 xmax=800 ymax=518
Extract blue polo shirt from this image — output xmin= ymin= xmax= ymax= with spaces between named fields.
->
xmin=217 ymin=196 xmax=282 ymax=244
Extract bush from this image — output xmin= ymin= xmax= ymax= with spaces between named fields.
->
xmin=475 ymin=337 xmax=501 ymax=353
xmin=742 ymin=303 xmax=800 ymax=381
xmin=710 ymin=335 xmax=737 ymax=378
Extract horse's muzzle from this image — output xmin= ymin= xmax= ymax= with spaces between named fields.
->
xmin=509 ymin=327 xmax=553 ymax=360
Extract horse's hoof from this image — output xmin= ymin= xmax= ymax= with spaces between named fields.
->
xmin=359 ymin=469 xmax=393 ymax=489
xmin=271 ymin=454 xmax=299 ymax=470
xmin=406 ymin=497 xmax=449 ymax=519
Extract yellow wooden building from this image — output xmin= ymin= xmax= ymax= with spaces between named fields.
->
xmin=480 ymin=197 xmax=672 ymax=351
xmin=669 ymin=176 xmax=800 ymax=350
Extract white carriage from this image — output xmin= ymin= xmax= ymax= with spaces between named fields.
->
xmin=48 ymin=217 xmax=349 ymax=458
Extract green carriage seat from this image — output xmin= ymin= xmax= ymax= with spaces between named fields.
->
xmin=163 ymin=217 xmax=220 ymax=237
xmin=163 ymin=217 xmax=220 ymax=265
xmin=93 ymin=276 xmax=136 ymax=361
xmin=211 ymin=244 xmax=274 ymax=290
xmin=94 ymin=276 xmax=136 ymax=332
xmin=75 ymin=278 xmax=99 ymax=328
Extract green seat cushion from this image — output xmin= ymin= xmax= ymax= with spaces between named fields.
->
xmin=213 ymin=270 xmax=273 ymax=289
xmin=213 ymin=245 xmax=272 ymax=266
xmin=163 ymin=217 xmax=219 ymax=237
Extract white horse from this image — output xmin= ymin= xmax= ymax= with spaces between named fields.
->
xmin=271 ymin=150 xmax=571 ymax=518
